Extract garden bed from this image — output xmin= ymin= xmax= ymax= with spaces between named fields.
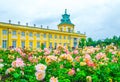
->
xmin=0 ymin=45 xmax=120 ymax=82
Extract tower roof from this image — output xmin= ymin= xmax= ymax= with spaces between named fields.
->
xmin=58 ymin=9 xmax=74 ymax=26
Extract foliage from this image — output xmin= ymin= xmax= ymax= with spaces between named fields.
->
xmin=79 ymin=38 xmax=86 ymax=48
xmin=0 ymin=44 xmax=120 ymax=82
xmin=81 ymin=36 xmax=120 ymax=48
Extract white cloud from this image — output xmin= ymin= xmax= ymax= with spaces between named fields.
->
xmin=0 ymin=0 xmax=120 ymax=40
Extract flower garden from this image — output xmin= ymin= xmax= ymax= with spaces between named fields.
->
xmin=0 ymin=44 xmax=120 ymax=82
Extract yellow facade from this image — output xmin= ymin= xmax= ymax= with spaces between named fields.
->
xmin=0 ymin=10 xmax=86 ymax=49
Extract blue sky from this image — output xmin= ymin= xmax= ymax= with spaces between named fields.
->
xmin=0 ymin=0 xmax=120 ymax=40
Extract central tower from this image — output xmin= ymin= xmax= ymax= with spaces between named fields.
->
xmin=58 ymin=9 xmax=74 ymax=32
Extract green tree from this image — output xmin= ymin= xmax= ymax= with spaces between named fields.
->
xmin=41 ymin=43 xmax=44 ymax=50
xmin=78 ymin=38 xmax=86 ymax=48
xmin=86 ymin=38 xmax=96 ymax=46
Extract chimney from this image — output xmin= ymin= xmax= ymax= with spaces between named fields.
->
xmin=34 ymin=24 xmax=36 ymax=27
xmin=47 ymin=26 xmax=49 ymax=29
xmin=26 ymin=23 xmax=28 ymax=26
xmin=41 ymin=25 xmax=43 ymax=28
xmin=9 ymin=20 xmax=11 ymax=24
xmin=18 ymin=21 xmax=20 ymax=25
xmin=84 ymin=32 xmax=86 ymax=34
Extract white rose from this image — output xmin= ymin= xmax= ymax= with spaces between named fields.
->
xmin=0 ymin=64 xmax=4 ymax=69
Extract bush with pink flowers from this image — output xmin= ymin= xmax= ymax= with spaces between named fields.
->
xmin=0 ymin=44 xmax=120 ymax=82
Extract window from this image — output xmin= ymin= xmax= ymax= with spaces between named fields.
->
xmin=21 ymin=32 xmax=25 ymax=36
xmin=2 ymin=30 xmax=7 ymax=35
xmin=59 ymin=35 xmax=62 ymax=39
xmin=36 ymin=33 xmax=40 ymax=38
xmin=2 ymin=40 xmax=7 ymax=48
xmin=74 ymin=38 xmax=77 ymax=47
xmin=29 ymin=41 xmax=33 ymax=47
xmin=55 ymin=35 xmax=57 ymax=39
xmin=60 ymin=28 xmax=63 ymax=31
xmin=68 ymin=28 xmax=71 ymax=32
xmin=64 ymin=36 xmax=66 ymax=39
xmin=49 ymin=34 xmax=52 ymax=38
xmin=29 ymin=32 xmax=33 ymax=37
xmin=68 ymin=36 xmax=71 ymax=40
xmin=44 ymin=34 xmax=46 ymax=39
xmin=37 ymin=42 xmax=40 ymax=48
xmin=49 ymin=42 xmax=52 ymax=48
xmin=21 ymin=41 xmax=25 ymax=48
xmin=66 ymin=27 xmax=68 ymax=32
xmin=74 ymin=38 xmax=77 ymax=42
xmin=54 ymin=43 xmax=57 ymax=47
xmin=64 ymin=43 xmax=66 ymax=46
xmin=44 ymin=42 xmax=46 ymax=48
xmin=71 ymin=28 xmax=73 ymax=32
xmin=12 ymin=40 xmax=16 ymax=48
xmin=12 ymin=31 xmax=16 ymax=36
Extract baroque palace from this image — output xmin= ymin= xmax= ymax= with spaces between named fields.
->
xmin=0 ymin=9 xmax=86 ymax=49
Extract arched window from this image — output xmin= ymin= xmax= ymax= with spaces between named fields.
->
xmin=60 ymin=28 xmax=63 ymax=31
xmin=68 ymin=28 xmax=71 ymax=32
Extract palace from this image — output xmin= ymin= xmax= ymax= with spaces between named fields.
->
xmin=0 ymin=9 xmax=86 ymax=49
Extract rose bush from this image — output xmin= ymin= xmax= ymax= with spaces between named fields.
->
xmin=0 ymin=44 xmax=120 ymax=82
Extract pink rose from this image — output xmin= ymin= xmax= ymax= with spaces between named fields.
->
xmin=85 ymin=54 xmax=91 ymax=60
xmin=68 ymin=68 xmax=75 ymax=76
xmin=12 ymin=58 xmax=25 ymax=68
xmin=73 ymin=50 xmax=78 ymax=54
xmin=35 ymin=71 xmax=45 ymax=81
xmin=50 ymin=76 xmax=58 ymax=82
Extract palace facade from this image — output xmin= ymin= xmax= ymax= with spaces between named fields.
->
xmin=0 ymin=9 xmax=86 ymax=49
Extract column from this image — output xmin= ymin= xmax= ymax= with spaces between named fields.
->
xmin=17 ymin=30 xmax=21 ymax=48
xmin=8 ymin=29 xmax=12 ymax=47
xmin=0 ymin=28 xmax=2 ymax=47
xmin=25 ymin=31 xmax=29 ymax=48
xmin=33 ymin=32 xmax=37 ymax=49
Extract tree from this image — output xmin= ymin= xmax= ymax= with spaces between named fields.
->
xmin=78 ymin=38 xmax=86 ymax=48
xmin=86 ymin=38 xmax=96 ymax=46
xmin=41 ymin=43 xmax=44 ymax=50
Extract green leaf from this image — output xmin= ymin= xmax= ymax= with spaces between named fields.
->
xmin=20 ymin=79 xmax=27 ymax=82
xmin=13 ymin=73 xmax=20 ymax=79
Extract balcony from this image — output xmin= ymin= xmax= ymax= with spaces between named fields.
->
xmin=12 ymin=36 xmax=17 ymax=39
xmin=21 ymin=36 xmax=26 ymax=40
xmin=36 ymin=38 xmax=40 ymax=40
xmin=29 ymin=37 xmax=34 ymax=40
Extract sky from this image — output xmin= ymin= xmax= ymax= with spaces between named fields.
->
xmin=0 ymin=0 xmax=120 ymax=40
